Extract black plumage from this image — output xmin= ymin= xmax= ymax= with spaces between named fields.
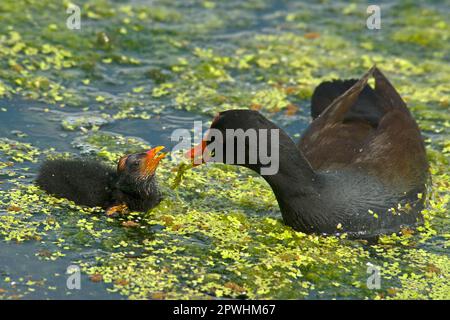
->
xmin=188 ymin=67 xmax=429 ymax=239
xmin=36 ymin=158 xmax=117 ymax=208
xmin=36 ymin=147 xmax=166 ymax=214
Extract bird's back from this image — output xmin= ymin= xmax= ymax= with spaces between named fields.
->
xmin=294 ymin=67 xmax=428 ymax=237
xmin=36 ymin=159 xmax=117 ymax=208
xmin=299 ymin=67 xmax=428 ymax=193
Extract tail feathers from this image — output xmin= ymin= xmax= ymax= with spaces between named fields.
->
xmin=372 ymin=67 xmax=408 ymax=112
xmin=311 ymin=67 xmax=385 ymax=127
xmin=311 ymin=79 xmax=359 ymax=119
xmin=36 ymin=159 xmax=117 ymax=208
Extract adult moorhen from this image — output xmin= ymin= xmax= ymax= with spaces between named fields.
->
xmin=187 ymin=67 xmax=429 ymax=239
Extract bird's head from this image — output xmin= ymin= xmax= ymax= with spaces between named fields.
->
xmin=117 ymin=146 xmax=166 ymax=180
xmin=185 ymin=110 xmax=283 ymax=175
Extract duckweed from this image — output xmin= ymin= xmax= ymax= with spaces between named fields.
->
xmin=0 ymin=0 xmax=448 ymax=299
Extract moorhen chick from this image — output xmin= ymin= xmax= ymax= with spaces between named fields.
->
xmin=36 ymin=146 xmax=166 ymax=215
xmin=187 ymin=67 xmax=429 ymax=239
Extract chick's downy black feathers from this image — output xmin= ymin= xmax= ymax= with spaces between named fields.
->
xmin=36 ymin=159 xmax=117 ymax=208
xmin=36 ymin=148 xmax=166 ymax=213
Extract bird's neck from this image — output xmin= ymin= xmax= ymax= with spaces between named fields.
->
xmin=116 ymin=174 xmax=158 ymax=196
xmin=262 ymin=149 xmax=318 ymax=197
xmin=256 ymin=140 xmax=322 ymax=232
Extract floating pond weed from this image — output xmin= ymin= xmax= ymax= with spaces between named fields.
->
xmin=0 ymin=0 xmax=448 ymax=299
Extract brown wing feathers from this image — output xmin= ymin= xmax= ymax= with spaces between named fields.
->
xmin=300 ymin=66 xmax=428 ymax=192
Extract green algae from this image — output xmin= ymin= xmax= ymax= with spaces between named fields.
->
xmin=72 ymin=131 xmax=151 ymax=161
xmin=61 ymin=112 xmax=111 ymax=131
xmin=0 ymin=138 xmax=448 ymax=299
xmin=0 ymin=138 xmax=40 ymax=163
xmin=0 ymin=0 xmax=449 ymax=300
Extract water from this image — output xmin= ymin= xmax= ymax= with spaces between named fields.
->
xmin=0 ymin=0 xmax=448 ymax=299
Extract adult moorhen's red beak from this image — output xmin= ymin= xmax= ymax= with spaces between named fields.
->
xmin=185 ymin=113 xmax=221 ymax=166
xmin=184 ymin=140 xmax=208 ymax=167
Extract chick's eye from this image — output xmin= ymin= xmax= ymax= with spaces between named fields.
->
xmin=131 ymin=161 xmax=139 ymax=168
xmin=130 ymin=161 xmax=140 ymax=169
